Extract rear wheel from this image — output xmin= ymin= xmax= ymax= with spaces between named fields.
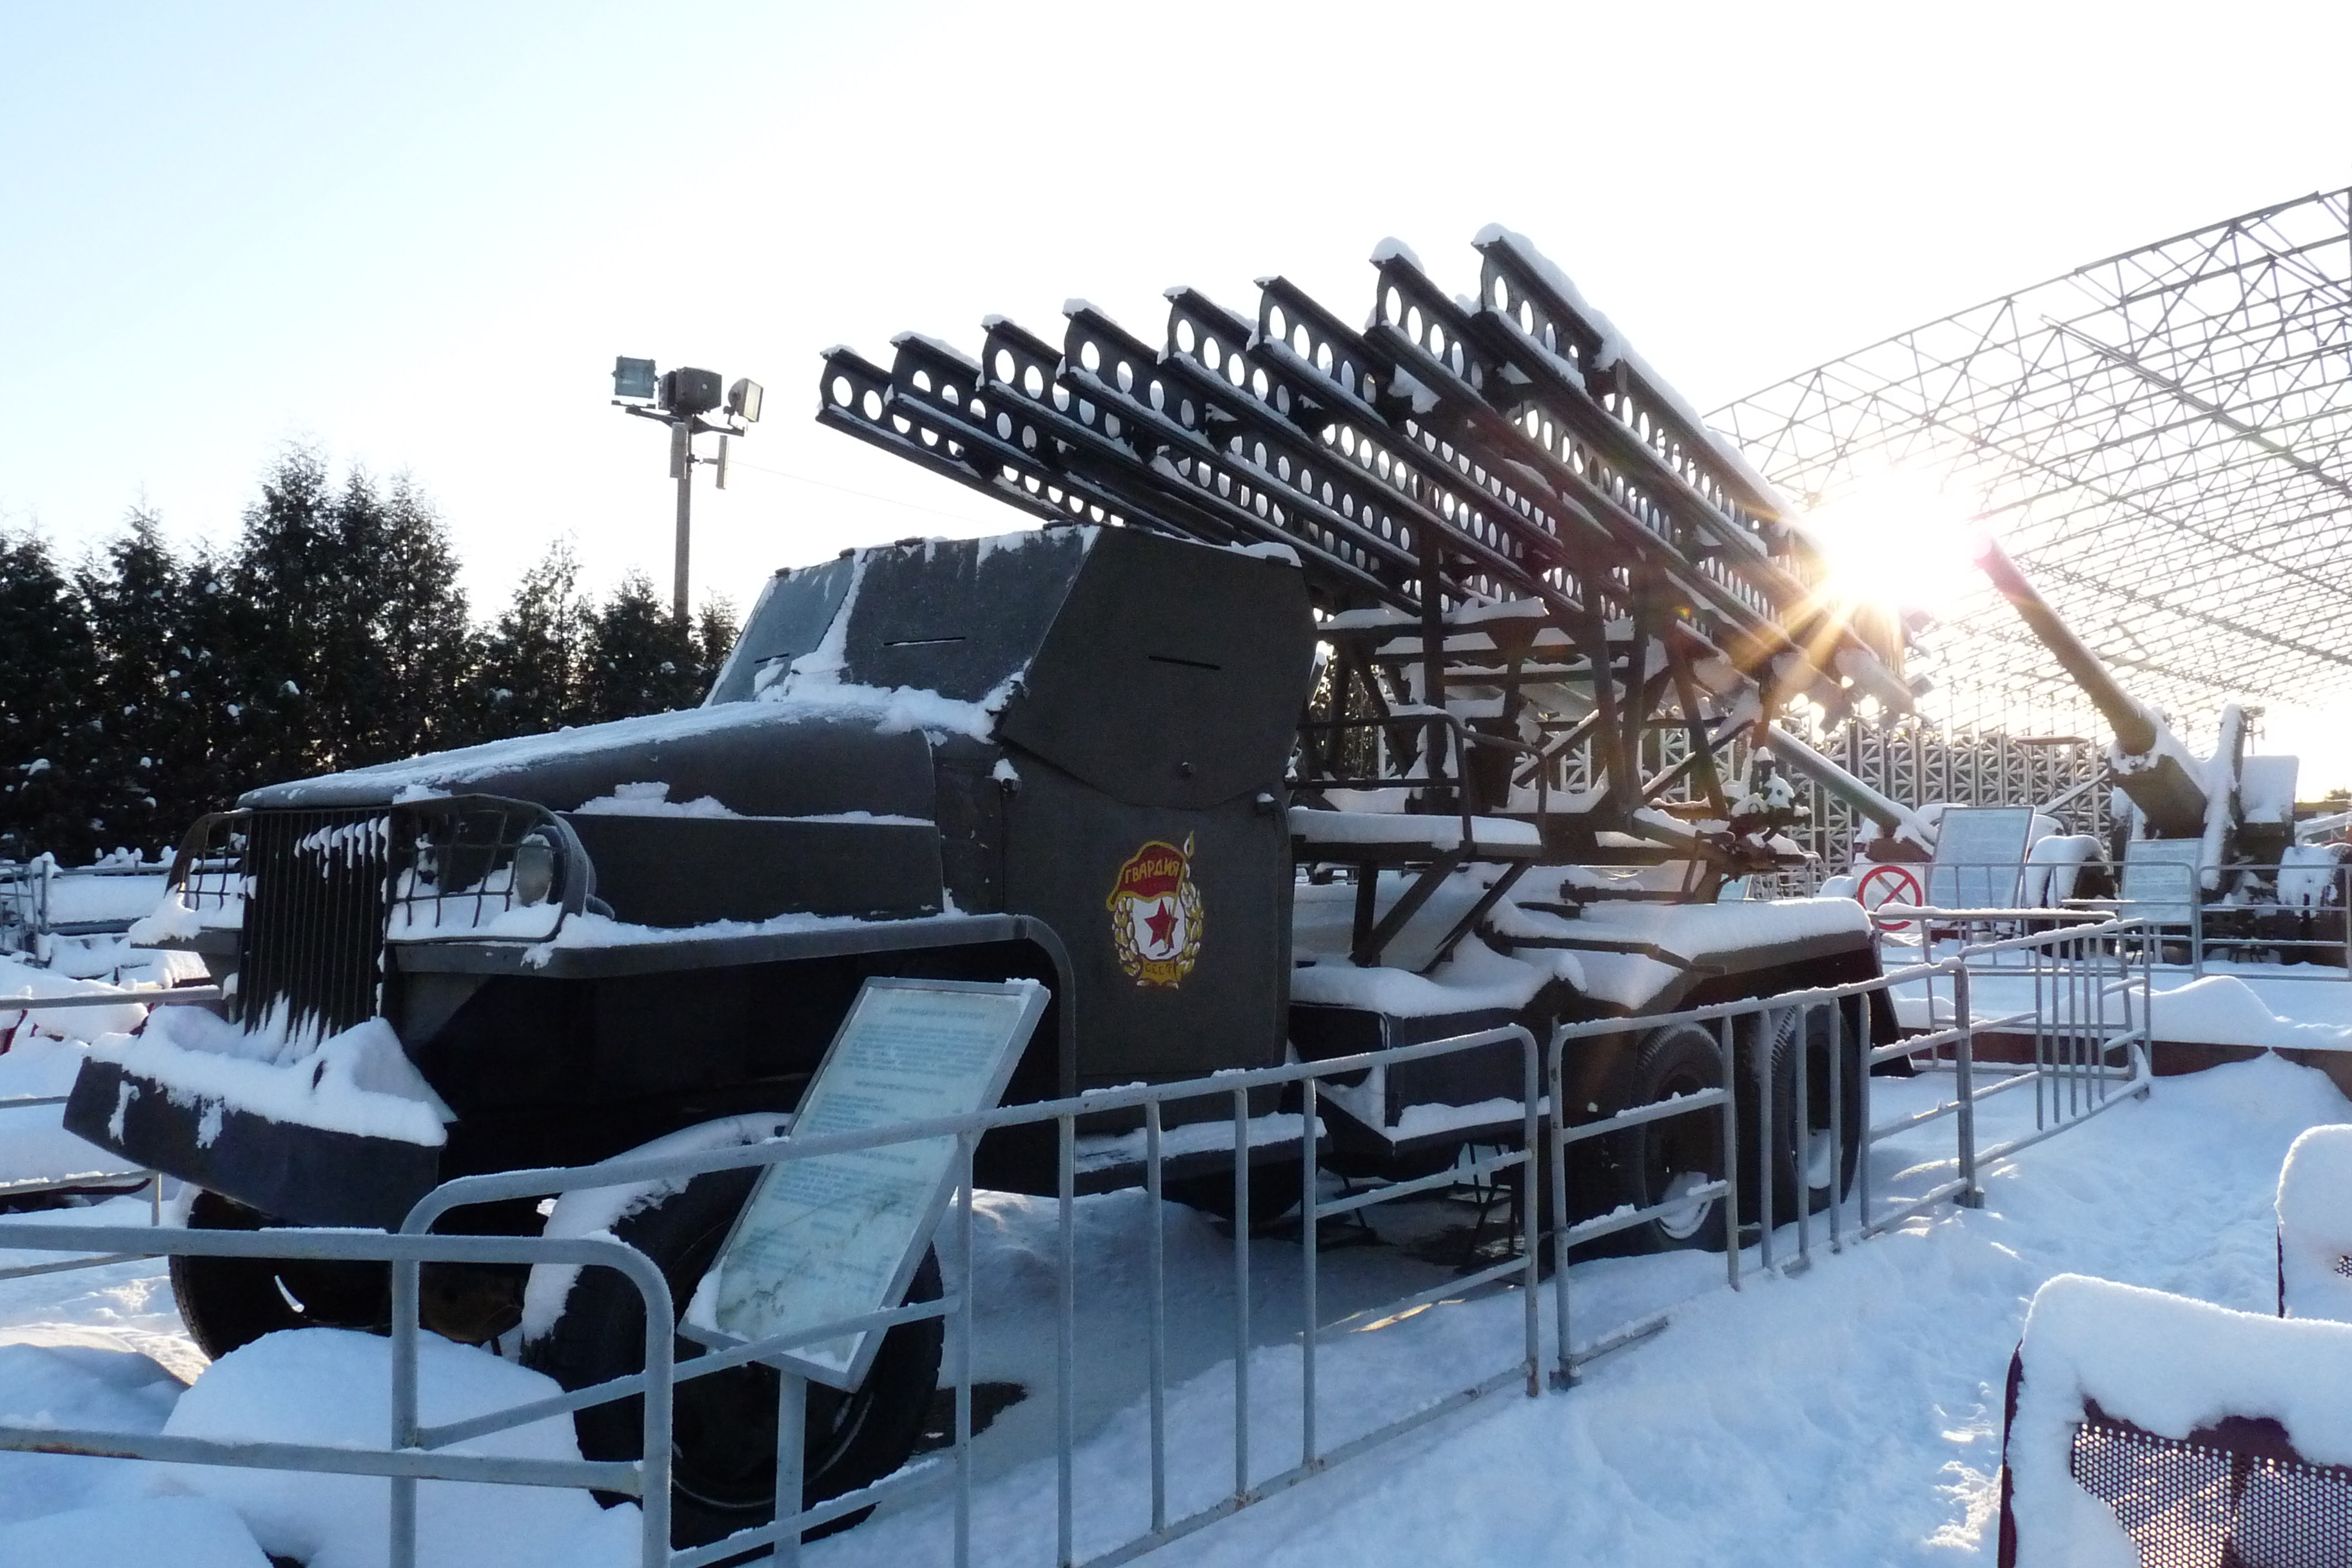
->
xmin=523 ymin=1168 xmax=943 ymax=1549
xmin=1617 ymin=1023 xmax=1732 ymax=1254
xmin=1754 ymin=1001 xmax=1865 ymax=1225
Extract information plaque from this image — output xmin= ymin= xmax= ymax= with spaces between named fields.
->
xmin=2119 ymin=838 xmax=2204 ymax=927
xmin=692 ymin=977 xmax=1046 ymax=1388
xmin=1926 ymin=807 xmax=2036 ymax=910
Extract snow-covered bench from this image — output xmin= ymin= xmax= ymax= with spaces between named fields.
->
xmin=1998 ymin=1273 xmax=2352 ymax=1567
xmin=2277 ymin=1125 xmax=2352 ymax=1322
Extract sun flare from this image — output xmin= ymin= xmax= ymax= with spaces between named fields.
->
xmin=1792 ymin=468 xmax=1985 ymax=621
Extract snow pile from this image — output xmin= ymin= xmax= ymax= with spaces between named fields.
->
xmin=570 ymin=779 xmax=740 ymax=818
xmin=0 ymin=1494 xmax=270 ymax=1567
xmin=2 ymin=1054 xmax=2348 ymax=1563
xmin=2277 ymin=1124 xmax=2352 ymax=1322
xmin=2145 ymin=975 xmax=2352 ymax=1050
xmin=89 ymin=1010 xmax=452 ymax=1146
xmin=2278 ymin=843 xmax=2344 ymax=910
xmin=39 ymin=872 xmax=171 ymax=929
xmin=2008 ymin=1272 xmax=2352 ymax=1565
xmin=1291 ymin=934 xmax=1555 ymax=1017
xmin=0 ymin=954 xmax=148 ymax=1043
xmin=0 ymin=1343 xmax=185 ymax=1529
xmin=0 ymin=957 xmax=153 ymax=1185
xmin=158 ymin=1328 xmax=640 ymax=1568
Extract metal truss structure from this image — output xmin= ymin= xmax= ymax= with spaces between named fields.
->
xmin=1714 ymin=187 xmax=2352 ymax=740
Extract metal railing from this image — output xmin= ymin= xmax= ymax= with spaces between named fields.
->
xmin=0 ymin=983 xmax=220 ymax=1212
xmin=1868 ymin=858 xmax=2352 ymax=979
xmin=0 ymin=925 xmax=2155 ymax=1568
xmin=0 ymin=854 xmax=172 ymax=960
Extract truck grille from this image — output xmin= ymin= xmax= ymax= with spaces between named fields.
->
xmin=238 ymin=808 xmax=396 ymax=1041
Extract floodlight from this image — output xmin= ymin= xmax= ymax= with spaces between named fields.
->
xmin=660 ymin=366 xmax=725 ymax=417
xmin=612 ymin=356 xmax=658 ymax=401
xmin=728 ymin=378 xmax=764 ymax=424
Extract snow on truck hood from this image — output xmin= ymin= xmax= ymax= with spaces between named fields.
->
xmin=236 ymin=677 xmax=1004 ymax=814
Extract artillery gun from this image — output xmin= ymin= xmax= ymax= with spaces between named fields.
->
xmin=1975 ymin=536 xmax=2345 ymax=952
xmin=68 ymin=229 xmax=1921 ymax=1547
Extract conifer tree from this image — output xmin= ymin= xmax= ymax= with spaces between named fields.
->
xmin=74 ymin=511 xmax=195 ymax=854
xmin=580 ymin=571 xmax=705 ymax=723
xmin=473 ymin=540 xmax=593 ymax=740
xmin=0 ymin=531 xmax=103 ymax=861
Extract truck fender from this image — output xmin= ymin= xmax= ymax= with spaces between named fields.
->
xmin=520 ymin=1112 xmax=790 ymax=1344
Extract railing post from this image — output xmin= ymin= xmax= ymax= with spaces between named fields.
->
xmin=2191 ymin=877 xmax=2206 ymax=978
xmin=1518 ymin=1033 xmax=1540 ymax=1398
xmin=1954 ymin=963 xmax=1984 ymax=1209
xmin=1547 ymin=1030 xmax=1573 ymax=1391
xmin=954 ymin=1131 xmax=975 ymax=1568
xmin=772 ymin=1369 xmax=807 ymax=1567
xmin=1301 ymin=1077 xmax=1320 ymax=1462
xmin=390 ymin=1256 xmax=420 ymax=1568
xmin=1146 ymin=1101 xmax=1168 ymax=1533
xmin=1719 ymin=1015 xmax=1741 ymax=1295
xmin=1791 ymin=1003 xmax=1812 ymax=1273
xmin=1230 ymin=1086 xmax=1251 ymax=1504
xmin=1057 ymin=1112 xmax=1076 ymax=1568
xmin=1827 ymin=997 xmax=1844 ymax=1255
xmin=1753 ymin=1008 xmax=1776 ymax=1273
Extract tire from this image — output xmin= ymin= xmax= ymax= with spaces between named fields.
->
xmin=523 ymin=1168 xmax=943 ymax=1551
xmin=1616 ymin=1023 xmax=1733 ymax=1254
xmin=171 ymin=1191 xmax=389 ymax=1359
xmin=1164 ymin=1158 xmax=1308 ymax=1229
xmin=1752 ymin=1000 xmax=1865 ymax=1226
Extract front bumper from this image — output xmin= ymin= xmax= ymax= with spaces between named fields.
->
xmin=64 ymin=1059 xmax=442 ymax=1230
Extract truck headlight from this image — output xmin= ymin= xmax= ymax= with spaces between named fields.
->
xmin=513 ymin=834 xmax=556 ymax=907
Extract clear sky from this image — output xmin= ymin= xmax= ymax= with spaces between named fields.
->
xmin=6 ymin=2 xmax=2351 ymax=778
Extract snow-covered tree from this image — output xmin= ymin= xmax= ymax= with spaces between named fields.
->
xmin=471 ymin=540 xmax=593 ymax=740
xmin=3 ymin=450 xmax=747 ymax=862
xmin=579 ymin=570 xmax=709 ymax=725
xmin=0 ymin=531 xmax=103 ymax=861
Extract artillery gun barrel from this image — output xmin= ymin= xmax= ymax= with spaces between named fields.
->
xmin=1974 ymin=536 xmax=2209 ymax=838
xmin=1975 ymin=537 xmax=2157 ymax=756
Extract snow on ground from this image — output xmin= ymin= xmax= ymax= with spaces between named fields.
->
xmin=0 ymin=1054 xmax=2340 ymax=1566
xmin=0 ymin=954 xmax=175 ymax=1190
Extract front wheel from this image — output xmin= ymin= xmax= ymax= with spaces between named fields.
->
xmin=171 ymin=1191 xmax=389 ymax=1358
xmin=522 ymin=1168 xmax=943 ymax=1549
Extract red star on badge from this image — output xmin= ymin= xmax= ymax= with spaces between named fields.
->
xmin=1144 ymin=899 xmax=1179 ymax=952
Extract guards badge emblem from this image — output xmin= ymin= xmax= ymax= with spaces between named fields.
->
xmin=1107 ymin=834 xmax=1204 ymax=988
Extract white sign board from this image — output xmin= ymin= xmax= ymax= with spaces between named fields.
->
xmin=1926 ymin=807 xmax=2036 ymax=910
xmin=692 ymin=977 xmax=1046 ymax=1388
xmin=2119 ymin=839 xmax=2204 ymax=927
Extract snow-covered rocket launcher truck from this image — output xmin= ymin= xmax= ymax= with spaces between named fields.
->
xmin=65 ymin=230 xmax=1917 ymax=1543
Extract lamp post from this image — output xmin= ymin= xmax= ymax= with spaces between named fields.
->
xmin=612 ymin=357 xmax=763 ymax=622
